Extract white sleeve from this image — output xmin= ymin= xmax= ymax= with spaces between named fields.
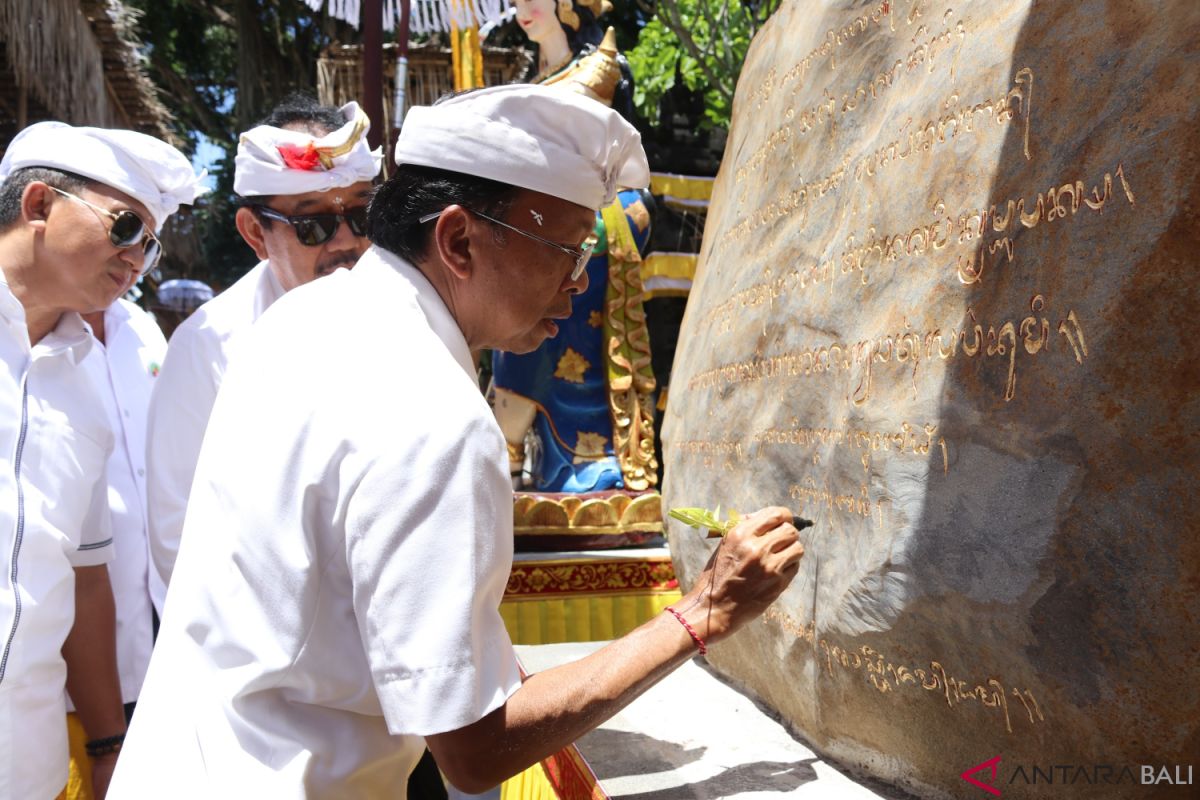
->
xmin=144 ymin=324 xmax=221 ymax=611
xmin=69 ymin=441 xmax=116 ymax=568
xmin=345 ymin=410 xmax=522 ymax=737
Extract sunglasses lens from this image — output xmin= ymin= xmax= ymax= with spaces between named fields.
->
xmin=294 ymin=216 xmax=337 ymax=246
xmin=109 ymin=212 xmax=146 ymax=248
xmin=346 ymin=207 xmax=369 ymax=237
xmin=142 ymin=238 xmax=162 ymax=272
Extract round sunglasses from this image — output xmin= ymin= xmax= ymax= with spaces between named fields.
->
xmin=52 ymin=188 xmax=162 ymax=272
xmin=251 ymin=205 xmax=369 ymax=247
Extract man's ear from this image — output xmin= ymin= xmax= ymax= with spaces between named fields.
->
xmin=235 ymin=206 xmax=271 ymax=261
xmin=21 ymin=182 xmax=55 ymax=232
xmin=433 ymin=205 xmax=475 ymax=280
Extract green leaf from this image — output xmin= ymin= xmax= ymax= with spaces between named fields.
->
xmin=668 ymin=506 xmax=740 ymax=536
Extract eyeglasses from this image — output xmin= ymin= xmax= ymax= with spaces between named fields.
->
xmin=418 ymin=208 xmax=597 ymax=281
xmin=251 ymin=205 xmax=368 ymax=247
xmin=52 ymin=188 xmax=162 ymax=272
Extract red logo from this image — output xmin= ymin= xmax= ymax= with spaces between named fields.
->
xmin=961 ymin=755 xmax=1002 ymax=796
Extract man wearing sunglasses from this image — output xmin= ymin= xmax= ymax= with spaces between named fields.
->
xmin=0 ymin=121 xmax=202 ymax=799
xmin=145 ymin=95 xmax=382 ymax=610
xmin=113 ymin=85 xmax=805 ymax=798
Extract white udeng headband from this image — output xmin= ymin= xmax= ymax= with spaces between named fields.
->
xmin=0 ymin=121 xmax=205 ymax=230
xmin=234 ymin=101 xmax=383 ymax=197
xmin=394 ymin=84 xmax=649 ymax=211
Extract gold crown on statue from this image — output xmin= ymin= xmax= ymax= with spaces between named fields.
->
xmin=542 ymin=27 xmax=622 ymax=107
xmin=557 ymin=0 xmax=614 ymax=31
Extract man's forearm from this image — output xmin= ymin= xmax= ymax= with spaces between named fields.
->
xmin=428 ymin=610 xmax=697 ymax=793
xmin=63 ymin=565 xmax=126 ymax=741
xmin=427 ymin=507 xmax=804 ymax=794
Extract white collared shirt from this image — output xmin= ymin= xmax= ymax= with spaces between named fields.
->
xmin=81 ymin=299 xmax=167 ymax=703
xmin=112 ymin=247 xmax=522 ymax=799
xmin=144 ymin=260 xmax=283 ymax=611
xmin=0 ymin=278 xmax=114 ymax=800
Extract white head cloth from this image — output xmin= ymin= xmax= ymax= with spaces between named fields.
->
xmin=394 ymin=84 xmax=650 ymax=211
xmin=234 ymin=101 xmax=383 ymax=197
xmin=0 ymin=122 xmax=205 ymax=230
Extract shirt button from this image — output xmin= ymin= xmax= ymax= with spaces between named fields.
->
xmin=137 ymin=468 xmax=145 ymax=477
xmin=123 ymin=409 xmax=130 ymax=418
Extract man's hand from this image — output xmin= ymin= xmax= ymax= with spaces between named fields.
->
xmin=672 ymin=506 xmax=805 ymax=645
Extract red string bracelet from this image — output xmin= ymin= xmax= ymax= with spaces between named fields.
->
xmin=665 ymin=606 xmax=707 ymax=655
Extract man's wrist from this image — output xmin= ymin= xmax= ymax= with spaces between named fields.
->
xmin=85 ymin=732 xmax=126 ymax=759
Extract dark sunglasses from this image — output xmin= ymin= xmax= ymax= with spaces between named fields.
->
xmin=251 ymin=205 xmax=368 ymax=247
xmin=52 ymin=188 xmax=162 ymax=272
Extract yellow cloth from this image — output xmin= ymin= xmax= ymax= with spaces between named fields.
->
xmin=500 ymin=763 xmax=562 ymax=800
xmin=58 ymin=713 xmax=94 ymax=800
xmin=641 ymin=253 xmax=698 ymax=282
xmin=450 ymin=0 xmax=485 ymax=90
xmin=501 ymin=591 xmax=679 ymax=645
xmin=648 ymin=172 xmax=714 ymax=201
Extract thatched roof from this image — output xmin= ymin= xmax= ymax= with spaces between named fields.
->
xmin=0 ymin=0 xmax=178 ymax=149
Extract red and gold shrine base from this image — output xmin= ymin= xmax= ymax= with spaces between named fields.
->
xmin=501 ymin=553 xmax=681 ymax=645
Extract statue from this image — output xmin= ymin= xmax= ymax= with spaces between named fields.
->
xmin=493 ymin=0 xmax=659 ymax=497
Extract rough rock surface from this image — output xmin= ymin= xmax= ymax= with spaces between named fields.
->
xmin=662 ymin=1 xmax=1200 ymax=797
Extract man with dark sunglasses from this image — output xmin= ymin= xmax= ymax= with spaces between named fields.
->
xmin=145 ymin=95 xmax=382 ymax=611
xmin=0 ymin=121 xmax=202 ymax=800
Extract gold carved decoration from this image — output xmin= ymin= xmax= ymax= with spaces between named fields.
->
xmin=572 ymin=431 xmax=609 ymax=463
xmin=587 ymin=310 xmax=604 ymax=329
xmin=601 ymin=199 xmax=658 ymax=491
xmin=627 ymin=198 xmax=651 ymax=233
xmin=556 ymin=0 xmax=581 ymax=31
xmin=554 ymin=348 xmax=591 ymax=383
xmin=513 ymin=491 xmax=662 ymax=536
xmin=540 ymin=27 xmax=622 ymax=107
xmin=504 ymin=556 xmax=677 ymax=598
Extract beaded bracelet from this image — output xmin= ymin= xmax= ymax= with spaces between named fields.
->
xmin=665 ymin=606 xmax=707 ymax=655
xmin=85 ymin=732 xmax=125 ymax=758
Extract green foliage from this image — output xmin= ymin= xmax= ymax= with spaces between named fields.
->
xmin=627 ymin=0 xmax=778 ymax=130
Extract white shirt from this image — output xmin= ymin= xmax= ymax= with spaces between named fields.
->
xmin=81 ymin=299 xmax=167 ymax=703
xmin=0 ymin=278 xmax=114 ymax=800
xmin=144 ymin=260 xmax=283 ymax=611
xmin=112 ymin=247 xmax=522 ymax=799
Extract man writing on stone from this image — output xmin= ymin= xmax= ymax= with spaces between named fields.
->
xmin=110 ymin=86 xmax=805 ymax=798
xmin=0 ymin=122 xmax=201 ymax=799
xmin=144 ymin=94 xmax=381 ymax=609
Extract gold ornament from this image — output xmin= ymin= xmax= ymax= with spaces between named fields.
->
xmin=557 ymin=0 xmax=581 ymax=31
xmin=554 ymin=348 xmax=591 ymax=383
xmin=539 ymin=27 xmax=622 ymax=107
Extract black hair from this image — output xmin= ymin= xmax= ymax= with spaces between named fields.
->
xmin=0 ymin=167 xmax=90 ymax=230
xmin=366 ymin=164 xmax=520 ymax=263
xmin=255 ymin=92 xmax=347 ymax=136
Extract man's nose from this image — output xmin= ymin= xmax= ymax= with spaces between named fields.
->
xmin=117 ymin=243 xmax=143 ymax=272
xmin=326 ymin=215 xmax=364 ymax=251
xmin=564 ymin=264 xmax=589 ymax=295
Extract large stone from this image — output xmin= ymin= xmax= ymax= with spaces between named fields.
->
xmin=662 ymin=1 xmax=1200 ymax=797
